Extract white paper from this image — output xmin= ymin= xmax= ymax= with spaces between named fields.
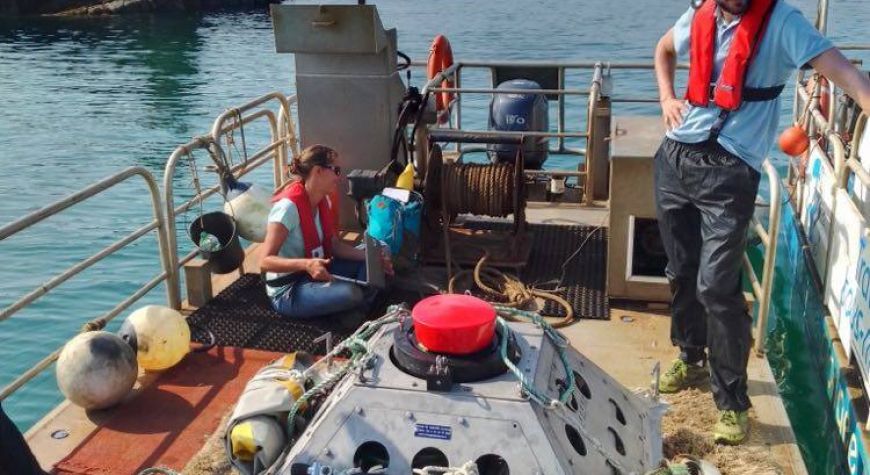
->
xmin=382 ymin=187 xmax=411 ymax=203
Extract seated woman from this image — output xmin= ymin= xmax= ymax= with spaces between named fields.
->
xmin=260 ymin=144 xmax=392 ymax=322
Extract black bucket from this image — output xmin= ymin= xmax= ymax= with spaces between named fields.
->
xmin=188 ymin=212 xmax=244 ymax=274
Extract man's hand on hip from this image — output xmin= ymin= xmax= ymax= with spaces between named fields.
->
xmin=661 ymin=97 xmax=688 ymax=130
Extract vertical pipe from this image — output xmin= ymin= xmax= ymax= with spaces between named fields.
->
xmin=163 ymin=145 xmax=189 ymax=309
xmin=265 ymin=109 xmax=282 ymax=189
xmin=143 ymin=171 xmax=179 ymax=310
xmin=755 ymin=160 xmax=781 ymax=355
xmin=817 ymin=0 xmax=829 ymax=35
xmin=584 ymin=63 xmax=602 ymax=205
xmin=558 ymin=66 xmax=566 ymax=153
xmin=455 ymin=67 xmax=463 ymax=154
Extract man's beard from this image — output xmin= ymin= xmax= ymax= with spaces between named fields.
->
xmin=715 ymin=0 xmax=750 ymax=15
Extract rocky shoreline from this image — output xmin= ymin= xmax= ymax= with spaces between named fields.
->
xmin=1 ymin=0 xmax=279 ymax=17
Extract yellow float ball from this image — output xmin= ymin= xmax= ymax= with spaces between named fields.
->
xmin=119 ymin=305 xmax=191 ymax=371
xmin=56 ymin=331 xmax=138 ymax=410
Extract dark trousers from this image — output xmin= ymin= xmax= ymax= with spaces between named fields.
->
xmin=0 ymin=402 xmax=46 ymax=475
xmin=653 ymin=137 xmax=760 ymax=412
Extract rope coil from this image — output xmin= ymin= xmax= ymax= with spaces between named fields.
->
xmin=441 ymin=162 xmax=518 ymax=218
xmin=448 ymin=250 xmax=575 ymax=327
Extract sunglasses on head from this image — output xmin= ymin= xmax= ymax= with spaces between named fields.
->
xmin=322 ymin=164 xmax=341 ymax=176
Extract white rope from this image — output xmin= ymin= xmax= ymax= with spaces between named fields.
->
xmin=412 ymin=461 xmax=480 ymax=475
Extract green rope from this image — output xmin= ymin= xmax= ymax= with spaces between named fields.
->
xmin=286 ymin=312 xmax=401 ymax=428
xmin=494 ymin=306 xmax=575 ymax=407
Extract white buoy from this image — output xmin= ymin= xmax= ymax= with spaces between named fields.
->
xmin=119 ymin=305 xmax=190 ymax=371
xmin=56 ymin=331 xmax=138 ymax=410
xmin=224 ymin=182 xmax=271 ymax=243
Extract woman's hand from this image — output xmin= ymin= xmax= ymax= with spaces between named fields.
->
xmin=660 ymin=97 xmax=688 ymax=130
xmin=306 ymin=258 xmax=332 ymax=281
xmin=381 ymin=248 xmax=395 ymax=277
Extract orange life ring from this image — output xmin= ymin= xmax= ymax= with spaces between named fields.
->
xmin=787 ymin=75 xmax=831 ymax=172
xmin=814 ymin=75 xmax=831 ymax=121
xmin=806 ymin=75 xmax=831 ymax=147
xmin=427 ymin=35 xmax=454 ymax=117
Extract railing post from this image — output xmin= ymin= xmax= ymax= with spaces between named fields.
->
xmin=589 ymin=93 xmax=611 ymax=202
xmin=558 ymin=66 xmax=566 ymax=153
xmin=455 ymin=65 xmax=462 ymax=149
xmin=584 ymin=63 xmax=602 ymax=205
xmin=754 ymin=160 xmax=782 ymax=356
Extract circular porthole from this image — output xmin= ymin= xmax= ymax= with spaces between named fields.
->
xmin=573 ymin=370 xmax=592 ymax=399
xmin=412 ymin=447 xmax=449 ymax=469
xmin=564 ymin=424 xmax=587 ymax=456
xmin=353 ymin=441 xmax=389 ymax=472
xmin=475 ymin=454 xmax=510 ymax=475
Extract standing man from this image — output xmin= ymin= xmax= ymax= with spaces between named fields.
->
xmin=653 ymin=0 xmax=870 ymax=445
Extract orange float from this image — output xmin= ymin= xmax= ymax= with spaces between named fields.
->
xmin=427 ymin=35 xmax=454 ymax=121
xmin=779 ymin=123 xmax=810 ymax=157
xmin=781 ymin=75 xmax=829 ymax=160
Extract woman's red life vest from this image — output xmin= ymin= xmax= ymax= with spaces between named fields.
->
xmin=686 ymin=0 xmax=778 ymax=111
xmin=272 ymin=181 xmax=335 ymax=258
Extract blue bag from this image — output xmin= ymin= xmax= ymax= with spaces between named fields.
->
xmin=366 ymin=193 xmax=422 ymax=257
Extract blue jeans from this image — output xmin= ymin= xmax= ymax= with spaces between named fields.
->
xmin=271 ymin=258 xmax=374 ymax=319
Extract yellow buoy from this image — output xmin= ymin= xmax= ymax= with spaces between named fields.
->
xmin=118 ymin=305 xmax=190 ymax=371
xmin=56 ymin=331 xmax=138 ymax=410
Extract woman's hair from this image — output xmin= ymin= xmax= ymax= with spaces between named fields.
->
xmin=289 ymin=144 xmax=337 ymax=180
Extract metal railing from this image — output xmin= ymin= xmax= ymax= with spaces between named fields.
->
xmin=845 ymin=114 xmax=870 ymax=187
xmin=0 ymin=166 xmax=175 ymax=401
xmin=0 ymin=92 xmax=300 ymax=403
xmin=791 ymin=85 xmax=853 ymax=216
xmin=421 ymin=60 xmax=681 ymax=149
xmin=420 ymin=60 xmax=685 ymax=205
xmin=163 ymin=93 xmax=298 ymax=307
xmin=742 ymin=160 xmax=783 ymax=356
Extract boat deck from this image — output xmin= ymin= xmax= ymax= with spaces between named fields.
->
xmin=566 ymin=307 xmax=806 ymax=474
xmin=25 ymin=207 xmax=807 ymax=474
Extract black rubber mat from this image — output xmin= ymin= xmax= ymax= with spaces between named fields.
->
xmin=460 ymin=221 xmax=609 ymax=320
xmin=523 ymin=223 xmax=608 ymax=320
xmin=187 ymin=273 xmax=354 ymax=354
xmin=187 ymin=223 xmax=608 ymax=352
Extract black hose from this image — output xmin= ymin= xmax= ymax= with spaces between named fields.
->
xmin=390 ymin=88 xmax=424 ymax=174
xmin=408 ymin=90 xmax=432 ymax=172
xmin=396 ymin=51 xmax=412 ymax=71
xmin=187 ymin=321 xmax=216 ymax=353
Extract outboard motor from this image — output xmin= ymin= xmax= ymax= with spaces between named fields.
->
xmin=488 ymin=79 xmax=549 ymax=169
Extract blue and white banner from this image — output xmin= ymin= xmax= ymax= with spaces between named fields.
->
xmin=802 ymin=144 xmax=836 ymax=288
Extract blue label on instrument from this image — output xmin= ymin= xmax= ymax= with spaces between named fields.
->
xmin=414 ymin=423 xmax=452 ymax=440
